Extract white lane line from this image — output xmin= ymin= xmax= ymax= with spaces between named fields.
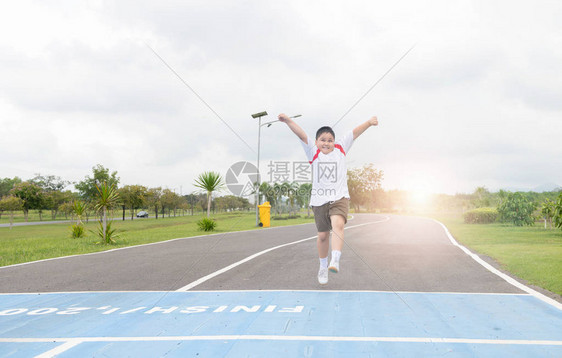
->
xmin=176 ymin=216 xmax=390 ymax=291
xmin=2 ymin=336 xmax=561 ymax=346
xmin=176 ymin=236 xmax=317 ymax=291
xmin=433 ymin=219 xmax=562 ymax=311
xmin=33 ymin=339 xmax=82 ymax=358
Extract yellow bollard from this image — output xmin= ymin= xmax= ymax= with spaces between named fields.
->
xmin=258 ymin=201 xmax=271 ymax=228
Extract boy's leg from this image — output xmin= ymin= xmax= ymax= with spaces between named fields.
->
xmin=317 ymin=231 xmax=330 ymax=259
xmin=317 ymin=231 xmax=330 ymax=284
xmin=328 ymin=214 xmax=345 ymax=273
xmin=330 ymin=214 xmax=346 ymax=252
xmin=312 ymin=203 xmax=334 ymax=284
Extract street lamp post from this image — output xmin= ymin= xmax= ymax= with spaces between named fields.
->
xmin=252 ymin=112 xmax=302 ymax=227
xmin=252 ymin=111 xmax=268 ymax=226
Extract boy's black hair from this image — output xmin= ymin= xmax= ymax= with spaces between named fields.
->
xmin=315 ymin=126 xmax=335 ymax=140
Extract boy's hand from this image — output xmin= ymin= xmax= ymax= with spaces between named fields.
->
xmin=278 ymin=113 xmax=290 ymax=123
xmin=353 ymin=116 xmax=379 ymax=139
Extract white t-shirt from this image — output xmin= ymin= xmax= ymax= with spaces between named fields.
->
xmin=300 ymin=130 xmax=355 ymax=206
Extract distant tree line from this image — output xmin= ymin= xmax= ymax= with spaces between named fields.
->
xmin=1 ymin=163 xmax=560 ymax=230
xmin=0 ymin=164 xmax=251 ymax=225
xmin=460 ymin=187 xmax=562 ymax=227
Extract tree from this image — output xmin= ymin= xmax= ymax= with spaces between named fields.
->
xmin=10 ymin=182 xmax=44 ymax=221
xmin=94 ymin=182 xmax=121 ymax=244
xmin=259 ymin=182 xmax=274 ymax=207
xmin=259 ymin=181 xmax=285 ymax=213
xmin=184 ymin=193 xmax=199 ymax=215
xmin=30 ymin=174 xmax=71 ymax=220
xmin=0 ymin=196 xmax=23 ymax=229
xmin=0 ymin=177 xmax=22 ymax=197
xmin=173 ymin=192 xmax=186 ymax=216
xmin=347 ymin=169 xmax=366 ymax=212
xmin=541 ymin=199 xmax=555 ymax=229
xmin=215 ymin=195 xmax=251 ymax=212
xmin=44 ymin=190 xmax=75 ymax=220
xmin=271 ymin=183 xmax=284 ymax=214
xmin=159 ymin=189 xmax=186 ymax=217
xmin=472 ymin=186 xmax=492 ymax=208
xmin=178 ymin=200 xmax=189 ymax=215
xmin=554 ymin=192 xmax=562 ymax=230
xmin=186 ymin=193 xmax=207 ymax=213
xmin=347 ymin=164 xmax=384 ymax=212
xmin=146 ymin=187 xmax=163 ymax=219
xmin=372 ymin=188 xmax=388 ymax=212
xmin=282 ymin=182 xmax=299 ymax=215
xmin=29 ymin=174 xmax=70 ymax=192
xmin=497 ymin=192 xmax=536 ymax=226
xmin=296 ymin=183 xmax=312 ymax=216
xmin=237 ymin=196 xmax=252 ymax=211
xmin=496 ymin=190 xmax=508 ymax=207
xmin=75 ymin=164 xmax=120 ymax=202
xmin=58 ymin=202 xmax=74 ymax=220
xmin=70 ymin=200 xmax=87 ymax=238
xmin=119 ymin=185 xmax=148 ymax=220
xmin=72 ymin=200 xmax=87 ymax=226
xmin=161 ymin=189 xmax=178 ymax=217
xmin=194 ymin=172 xmax=225 ymax=218
xmin=214 ymin=196 xmax=229 ymax=212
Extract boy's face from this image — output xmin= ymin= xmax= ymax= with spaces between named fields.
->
xmin=315 ymin=132 xmax=335 ymax=154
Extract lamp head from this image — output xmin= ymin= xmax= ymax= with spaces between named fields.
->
xmin=251 ymin=111 xmax=268 ymax=119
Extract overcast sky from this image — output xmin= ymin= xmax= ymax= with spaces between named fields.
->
xmin=1 ymin=0 xmax=561 ymax=196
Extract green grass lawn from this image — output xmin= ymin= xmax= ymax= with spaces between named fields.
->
xmin=436 ymin=215 xmax=562 ymax=296
xmin=0 ymin=212 xmax=314 ymax=267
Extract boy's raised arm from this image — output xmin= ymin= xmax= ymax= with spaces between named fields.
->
xmin=352 ymin=116 xmax=379 ymax=140
xmin=278 ymin=113 xmax=308 ymax=144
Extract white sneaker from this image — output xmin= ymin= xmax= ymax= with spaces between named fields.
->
xmin=318 ymin=267 xmax=328 ymax=285
xmin=328 ymin=258 xmax=339 ymax=273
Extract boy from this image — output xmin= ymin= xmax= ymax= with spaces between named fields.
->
xmin=278 ymin=113 xmax=379 ymax=284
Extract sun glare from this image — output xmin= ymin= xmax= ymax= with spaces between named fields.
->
xmin=410 ymin=190 xmax=432 ymax=207
xmin=400 ymin=174 xmax=438 ymax=209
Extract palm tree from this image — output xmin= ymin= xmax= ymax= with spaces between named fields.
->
xmin=297 ymin=183 xmax=312 ymax=216
xmin=259 ymin=182 xmax=276 ymax=207
xmin=94 ymin=182 xmax=121 ymax=243
xmin=194 ymin=172 xmax=225 ymax=218
xmin=72 ymin=200 xmax=87 ymax=226
xmin=282 ymin=182 xmax=298 ymax=215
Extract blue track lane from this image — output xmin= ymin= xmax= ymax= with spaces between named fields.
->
xmin=1 ymin=291 xmax=561 ymax=357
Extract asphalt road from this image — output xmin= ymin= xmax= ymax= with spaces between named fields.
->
xmin=0 ymin=214 xmax=523 ymax=294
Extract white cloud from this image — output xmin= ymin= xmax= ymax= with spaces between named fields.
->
xmin=1 ymin=0 xmax=561 ymax=195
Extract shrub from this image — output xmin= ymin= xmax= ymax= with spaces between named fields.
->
xmin=197 ymin=217 xmax=217 ymax=231
xmin=497 ymin=192 xmax=536 ymax=226
xmin=272 ymin=215 xmax=301 ymax=221
xmin=92 ymin=220 xmax=119 ymax=244
xmin=71 ymin=224 xmax=85 ymax=238
xmin=464 ymin=207 xmax=498 ymax=224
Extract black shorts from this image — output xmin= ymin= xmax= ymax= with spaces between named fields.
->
xmin=311 ymin=197 xmax=349 ymax=232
